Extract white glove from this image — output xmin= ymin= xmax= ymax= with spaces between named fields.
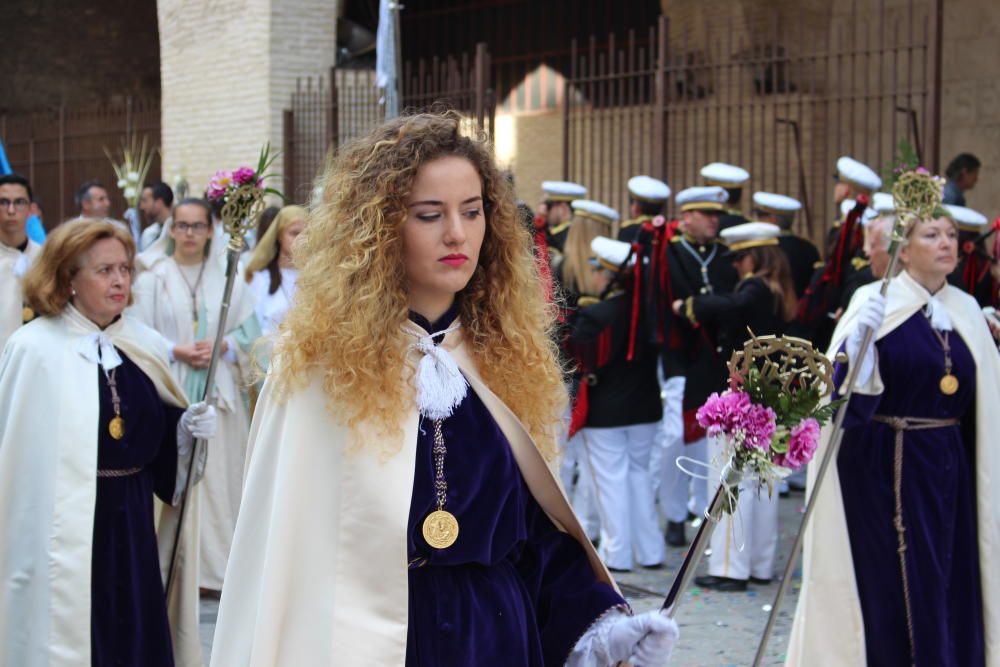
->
xmin=180 ymin=401 xmax=217 ymax=440
xmin=845 ymin=293 xmax=886 ymax=387
xmin=567 ymin=608 xmax=679 ymax=667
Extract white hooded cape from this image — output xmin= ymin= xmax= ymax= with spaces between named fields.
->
xmin=786 ymin=270 xmax=1000 ymax=665
xmin=0 ymin=307 xmax=203 ymax=667
xmin=210 ymin=323 xmax=619 ymax=666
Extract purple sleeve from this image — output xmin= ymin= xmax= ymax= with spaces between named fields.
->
xmin=514 ymin=497 xmax=627 ymax=666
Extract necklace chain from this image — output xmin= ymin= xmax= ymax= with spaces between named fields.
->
xmin=678 ymin=236 xmax=718 ymax=293
xmin=432 ymin=419 xmax=448 ymax=511
xmin=176 ymin=258 xmax=208 ymax=331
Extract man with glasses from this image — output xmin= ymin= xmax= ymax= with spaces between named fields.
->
xmin=0 ymin=173 xmax=43 ymax=348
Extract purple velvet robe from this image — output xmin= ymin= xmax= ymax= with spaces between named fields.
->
xmin=835 ymin=312 xmax=984 ymax=666
xmin=92 ymin=349 xmax=184 ymax=667
xmin=405 ymin=308 xmax=625 ymax=667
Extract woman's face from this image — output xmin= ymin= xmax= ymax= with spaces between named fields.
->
xmin=70 ymin=237 xmax=132 ymax=327
xmin=401 ymin=156 xmax=487 ymax=309
xmin=900 ymin=216 xmax=958 ymax=279
xmin=279 ymin=219 xmax=305 ymax=257
xmin=170 ymin=203 xmax=212 ymax=262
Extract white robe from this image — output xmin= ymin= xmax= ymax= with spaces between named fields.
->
xmin=0 ymin=239 xmax=41 ymax=350
xmin=131 ymin=254 xmax=258 ymax=590
xmin=248 ymin=268 xmax=298 ymax=338
xmin=0 ymin=307 xmax=203 ymax=667
xmin=786 ymin=270 xmax=1000 ymax=665
xmin=210 ymin=323 xmax=619 ymax=665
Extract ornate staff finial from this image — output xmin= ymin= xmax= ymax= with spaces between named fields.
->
xmin=892 ymin=168 xmax=944 ymax=226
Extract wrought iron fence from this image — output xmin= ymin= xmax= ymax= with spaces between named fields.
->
xmin=1 ymin=98 xmax=161 ymax=226
xmin=283 ymin=44 xmax=496 ymax=205
xmin=563 ymin=4 xmax=942 ymax=243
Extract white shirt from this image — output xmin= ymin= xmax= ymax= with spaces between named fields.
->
xmin=248 ymin=268 xmax=299 ymax=337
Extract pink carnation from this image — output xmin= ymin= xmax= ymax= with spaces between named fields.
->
xmin=233 ymin=166 xmax=257 ymax=185
xmin=696 ymin=391 xmax=751 ymax=437
xmin=738 ymin=403 xmax=777 ymax=449
xmin=775 ymin=418 xmax=820 ymax=469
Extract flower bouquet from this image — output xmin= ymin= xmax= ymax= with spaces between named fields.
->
xmin=205 ymin=143 xmax=282 ymax=252
xmin=696 ymin=336 xmax=842 ymax=511
xmin=105 ymin=132 xmax=158 ymax=209
xmin=662 ymin=334 xmax=839 ymax=614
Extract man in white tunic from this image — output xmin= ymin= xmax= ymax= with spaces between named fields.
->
xmin=130 ymin=198 xmax=260 ymax=593
xmin=0 ymin=173 xmax=42 ymax=349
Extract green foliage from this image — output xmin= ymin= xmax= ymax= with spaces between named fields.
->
xmin=882 ymin=138 xmax=921 ymax=190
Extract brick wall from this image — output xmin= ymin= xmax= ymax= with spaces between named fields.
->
xmin=1 ymin=0 xmax=160 ymax=112
xmin=157 ymin=0 xmax=337 ymax=196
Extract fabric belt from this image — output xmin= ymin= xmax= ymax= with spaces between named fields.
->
xmin=871 ymin=414 xmax=959 ymax=667
xmin=96 ymin=466 xmax=143 ymax=478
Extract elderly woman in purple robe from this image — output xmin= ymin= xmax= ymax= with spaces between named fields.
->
xmin=787 ymin=208 xmax=1000 ymax=666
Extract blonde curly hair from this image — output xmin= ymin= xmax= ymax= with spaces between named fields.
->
xmin=271 ymin=111 xmax=567 ymax=458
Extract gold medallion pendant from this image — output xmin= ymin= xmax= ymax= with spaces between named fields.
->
xmin=108 ymin=416 xmax=125 ymax=440
xmin=22 ymin=306 xmax=34 ymax=323
xmin=939 ymin=374 xmax=959 ymax=396
xmin=422 ymin=510 xmax=459 ymax=549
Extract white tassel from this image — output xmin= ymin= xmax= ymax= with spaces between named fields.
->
xmin=76 ymin=332 xmax=123 ymax=372
xmin=412 ymin=329 xmax=468 ymax=420
xmin=926 ymin=296 xmax=953 ymax=331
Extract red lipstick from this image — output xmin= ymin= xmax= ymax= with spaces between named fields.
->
xmin=439 ymin=253 xmax=468 ymax=267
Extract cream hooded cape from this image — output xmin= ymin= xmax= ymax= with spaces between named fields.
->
xmin=0 ymin=238 xmax=41 ymax=349
xmin=0 ymin=307 xmax=203 ymax=667
xmin=786 ymin=270 xmax=1000 ymax=666
xmin=211 ymin=323 xmax=619 ymax=666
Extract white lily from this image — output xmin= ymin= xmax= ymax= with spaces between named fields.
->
xmin=117 ymin=179 xmax=127 ymax=188
xmin=124 ymin=187 xmax=137 ymax=199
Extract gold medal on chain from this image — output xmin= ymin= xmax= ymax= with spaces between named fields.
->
xmin=422 ymin=418 xmax=459 ymax=549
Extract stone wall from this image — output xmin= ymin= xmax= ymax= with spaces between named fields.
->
xmin=157 ymin=0 xmax=337 ymax=195
xmin=1 ymin=0 xmax=160 ymax=112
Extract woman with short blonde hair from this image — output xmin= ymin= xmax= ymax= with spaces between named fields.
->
xmin=0 ymin=218 xmax=215 ymax=666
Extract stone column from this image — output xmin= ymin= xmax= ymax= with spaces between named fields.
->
xmin=157 ymin=0 xmax=338 ymax=196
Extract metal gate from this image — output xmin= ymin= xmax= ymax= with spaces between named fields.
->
xmin=283 ymin=44 xmax=495 ymax=205
xmin=1 ymin=98 xmax=161 ymax=226
xmin=563 ymin=5 xmax=942 ymax=242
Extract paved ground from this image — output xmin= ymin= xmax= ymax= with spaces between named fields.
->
xmin=198 ymin=492 xmax=806 ymax=665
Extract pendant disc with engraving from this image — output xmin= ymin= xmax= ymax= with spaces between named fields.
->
xmin=940 ymin=374 xmax=959 ymax=395
xmin=422 ymin=510 xmax=459 ymax=549
xmin=109 ymin=416 xmax=125 ymax=440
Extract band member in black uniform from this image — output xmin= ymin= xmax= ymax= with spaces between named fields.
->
xmin=556 ymin=199 xmax=619 ymax=545
xmin=538 ymin=180 xmax=587 ymax=256
xmin=824 ymin=156 xmax=882 ymax=257
xmin=618 ymin=176 xmax=670 ymax=245
xmin=945 ymin=204 xmax=999 ymax=308
xmin=658 ymin=185 xmax=738 ymax=547
xmin=570 ymin=236 xmax=665 ymax=572
xmin=671 ymin=222 xmax=796 ymax=591
xmin=752 ymin=191 xmax=820 ymax=298
xmin=701 ymin=162 xmax=750 ymax=232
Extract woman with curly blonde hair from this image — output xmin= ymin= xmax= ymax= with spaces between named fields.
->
xmin=212 ymin=112 xmax=678 ymax=666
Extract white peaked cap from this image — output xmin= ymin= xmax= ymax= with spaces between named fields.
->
xmin=871 ymin=192 xmax=895 ymax=214
xmin=700 ymin=162 xmax=750 ymax=186
xmin=721 ymin=222 xmax=781 ymax=252
xmin=675 ymin=186 xmax=729 ymax=211
xmin=541 ymin=181 xmax=588 ymax=201
xmin=944 ymin=204 xmax=989 ymax=231
xmin=571 ymin=199 xmax=620 ymax=224
xmin=752 ymin=191 xmax=801 ymax=213
xmin=836 ymin=156 xmax=882 ymax=191
xmin=627 ymin=175 xmax=671 ymax=203
xmin=590 ymin=235 xmax=634 ymax=271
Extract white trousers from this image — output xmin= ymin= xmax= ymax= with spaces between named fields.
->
xmin=658 ymin=375 xmax=708 ymax=523
xmin=559 ymin=432 xmax=600 ymax=540
xmin=580 ymin=422 xmax=664 ymax=570
xmin=705 ymin=436 xmax=779 ymax=581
